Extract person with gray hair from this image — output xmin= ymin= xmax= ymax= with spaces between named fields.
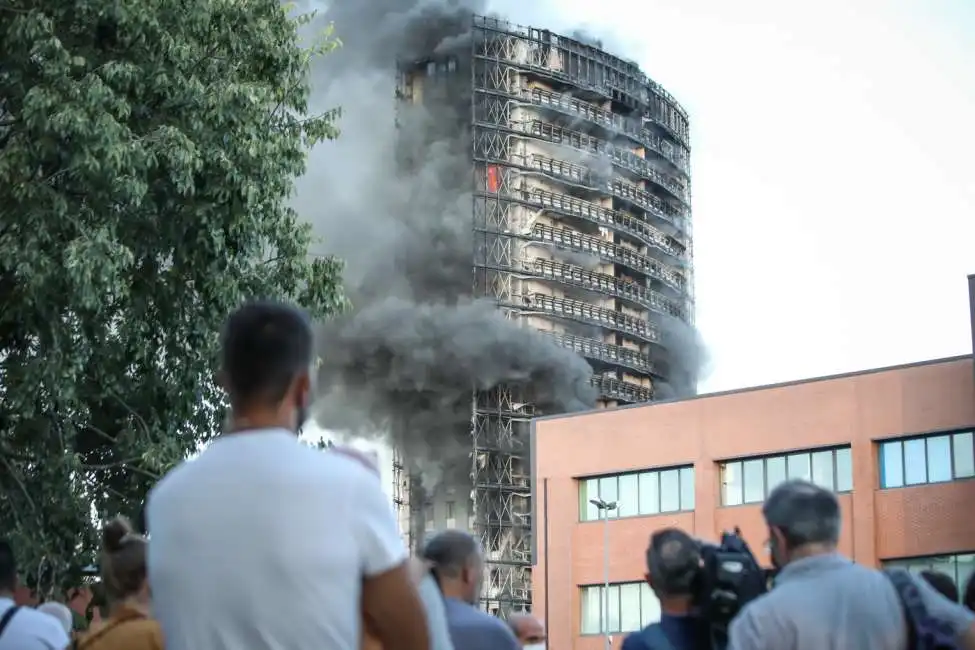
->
xmin=622 ymin=528 xmax=709 ymax=650
xmin=422 ymin=530 xmax=520 ymax=650
xmin=728 ymin=479 xmax=975 ymax=650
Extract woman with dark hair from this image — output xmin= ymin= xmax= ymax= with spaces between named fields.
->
xmin=76 ymin=517 xmax=162 ymax=650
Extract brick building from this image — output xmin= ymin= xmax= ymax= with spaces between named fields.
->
xmin=530 ymin=274 xmax=975 ymax=650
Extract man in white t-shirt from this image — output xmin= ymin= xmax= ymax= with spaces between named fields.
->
xmin=0 ymin=541 xmax=70 ymax=650
xmin=146 ymin=301 xmax=430 ymax=650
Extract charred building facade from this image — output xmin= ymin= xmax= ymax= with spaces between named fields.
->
xmin=391 ymin=15 xmax=693 ymax=617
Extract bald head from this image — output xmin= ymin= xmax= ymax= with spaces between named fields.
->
xmin=508 ymin=613 xmax=546 ymax=647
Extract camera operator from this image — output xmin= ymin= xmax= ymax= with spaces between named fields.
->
xmin=622 ymin=528 xmax=711 ymax=650
xmin=727 ymin=479 xmax=975 ymax=650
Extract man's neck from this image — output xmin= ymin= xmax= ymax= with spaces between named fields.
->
xmin=660 ymin=596 xmax=692 ymax=617
xmin=226 ymin=411 xmax=293 ymax=435
xmin=787 ymin=543 xmax=836 ymax=564
xmin=439 ymin=583 xmax=471 ymax=605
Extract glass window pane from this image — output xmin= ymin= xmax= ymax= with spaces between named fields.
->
xmin=679 ymin=467 xmax=695 ymax=511
xmin=606 ymin=585 xmax=621 ymax=633
xmin=619 ymin=583 xmax=642 ymax=632
xmin=618 ymin=474 xmax=639 ymax=517
xmin=742 ymin=459 xmax=765 ymax=503
xmin=599 ymin=477 xmax=619 ymax=518
xmin=953 ymin=432 xmax=975 ymax=479
xmin=766 ymin=456 xmax=787 ymax=493
xmin=641 ymin=582 xmax=661 ymax=625
xmin=926 ymin=436 xmax=952 ymax=483
xmin=580 ymin=586 xmax=601 ymax=634
xmin=638 ymin=472 xmax=660 ymax=515
xmin=904 ymin=438 xmax=927 ymax=485
xmin=582 ymin=479 xmax=600 ymax=521
xmin=722 ymin=462 xmax=743 ymax=506
xmin=811 ymin=450 xmax=835 ymax=490
xmin=930 ymin=556 xmax=957 ymax=596
xmin=787 ymin=453 xmax=811 ymax=481
xmin=835 ymin=448 xmax=853 ymax=492
xmin=881 ymin=442 xmax=904 ymax=488
xmin=659 ymin=469 xmax=680 ymax=512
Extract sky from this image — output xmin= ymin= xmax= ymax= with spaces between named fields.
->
xmin=498 ymin=0 xmax=975 ymax=392
xmin=307 ymin=0 xmax=975 ymax=479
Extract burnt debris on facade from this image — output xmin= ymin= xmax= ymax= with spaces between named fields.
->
xmin=393 ymin=14 xmax=694 ymax=617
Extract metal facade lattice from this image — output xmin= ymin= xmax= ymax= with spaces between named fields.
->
xmin=468 ymin=14 xmax=693 ymax=617
xmin=394 ymin=13 xmax=693 ymax=619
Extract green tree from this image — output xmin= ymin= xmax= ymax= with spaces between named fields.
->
xmin=0 ymin=0 xmax=345 ymax=594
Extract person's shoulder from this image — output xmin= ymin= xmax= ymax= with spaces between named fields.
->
xmin=15 ymin=607 xmax=70 ymax=646
xmin=478 ymin=610 xmax=518 ymax=640
xmin=455 ymin=605 xmax=509 ymax=633
xmin=81 ymin=617 xmax=162 ymax=649
xmin=147 ymin=455 xmax=196 ymax=508
xmin=621 ymin=628 xmax=651 ymax=650
xmin=729 ymin=590 xmax=778 ymax=637
xmin=458 ymin=610 xmax=518 ymax=649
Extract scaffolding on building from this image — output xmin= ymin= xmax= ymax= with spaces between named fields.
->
xmin=468 ymin=14 xmax=693 ymax=618
xmin=390 ymin=13 xmax=693 ymax=618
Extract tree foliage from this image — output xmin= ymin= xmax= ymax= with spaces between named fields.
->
xmin=0 ymin=0 xmax=345 ymax=593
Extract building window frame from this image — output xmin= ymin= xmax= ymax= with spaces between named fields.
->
xmin=878 ymin=430 xmax=975 ymax=490
xmin=579 ymin=581 xmax=661 ymax=634
xmin=882 ymin=552 xmax=975 ymax=602
xmin=718 ymin=445 xmax=853 ymax=507
xmin=578 ymin=465 xmax=695 ymax=522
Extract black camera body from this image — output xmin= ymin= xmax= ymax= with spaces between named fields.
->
xmin=692 ymin=528 xmax=770 ymax=650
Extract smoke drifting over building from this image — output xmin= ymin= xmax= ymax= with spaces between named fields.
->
xmin=300 ymin=0 xmax=702 ymax=613
xmin=300 ymin=0 xmax=599 ymax=484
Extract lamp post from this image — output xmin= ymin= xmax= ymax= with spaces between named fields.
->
xmin=590 ymin=498 xmax=618 ymax=650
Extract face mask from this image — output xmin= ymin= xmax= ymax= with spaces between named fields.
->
xmin=525 ymin=643 xmax=546 ymax=650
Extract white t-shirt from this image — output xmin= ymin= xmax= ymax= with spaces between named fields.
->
xmin=0 ymin=598 xmax=70 ymax=650
xmin=146 ymin=429 xmax=407 ymax=650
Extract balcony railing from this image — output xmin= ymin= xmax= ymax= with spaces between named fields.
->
xmin=544 ymin=331 xmax=657 ymax=376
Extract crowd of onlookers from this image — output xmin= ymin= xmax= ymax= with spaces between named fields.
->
xmin=0 ymin=301 xmax=545 ymax=650
xmin=3 ymin=300 xmax=975 ymax=650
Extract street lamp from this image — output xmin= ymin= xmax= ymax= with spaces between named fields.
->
xmin=590 ymin=498 xmax=618 ymax=650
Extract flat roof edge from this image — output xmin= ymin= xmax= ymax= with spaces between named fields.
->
xmin=537 ymin=353 xmax=974 ymax=423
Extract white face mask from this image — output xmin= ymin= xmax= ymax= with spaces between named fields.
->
xmin=524 ymin=644 xmax=546 ymax=650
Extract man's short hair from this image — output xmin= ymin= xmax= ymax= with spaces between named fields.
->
xmin=220 ymin=301 xmax=314 ymax=406
xmin=0 ymin=540 xmax=16 ymax=592
xmin=646 ymin=528 xmax=700 ymax=596
xmin=422 ymin=530 xmax=481 ymax=579
xmin=920 ymin=570 xmax=959 ymax=602
xmin=762 ymin=479 xmax=841 ymax=547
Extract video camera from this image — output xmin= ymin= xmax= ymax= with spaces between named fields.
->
xmin=692 ymin=528 xmax=771 ymax=650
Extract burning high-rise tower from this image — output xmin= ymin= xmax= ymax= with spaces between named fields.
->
xmin=387 ymin=15 xmax=694 ymax=616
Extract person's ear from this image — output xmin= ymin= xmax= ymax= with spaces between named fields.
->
xmin=770 ymin=526 xmax=787 ymax=551
xmin=292 ymin=371 xmax=311 ymax=407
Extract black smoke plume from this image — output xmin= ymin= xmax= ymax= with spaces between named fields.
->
xmin=296 ymin=0 xmax=598 ymax=486
xmin=297 ymin=0 xmax=707 ymax=486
